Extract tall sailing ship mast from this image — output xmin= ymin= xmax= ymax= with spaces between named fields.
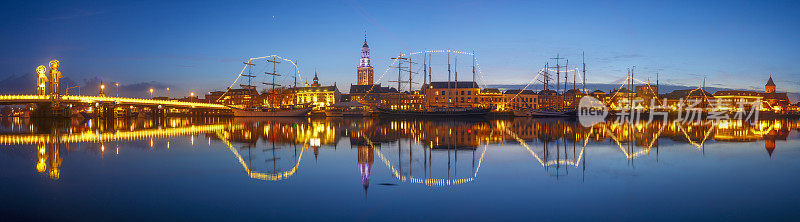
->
xmin=227 ymin=56 xmax=312 ymax=117
xmin=264 ymin=58 xmax=281 ymax=108
xmin=378 ymin=50 xmax=490 ymax=116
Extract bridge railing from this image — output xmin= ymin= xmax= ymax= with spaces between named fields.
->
xmin=0 ymin=94 xmax=228 ymax=109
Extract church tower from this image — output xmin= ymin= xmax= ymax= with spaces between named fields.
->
xmin=356 ymin=35 xmax=374 ymax=85
xmin=765 ymin=76 xmax=776 ymax=93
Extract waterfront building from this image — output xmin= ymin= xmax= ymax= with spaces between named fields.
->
xmin=589 ymin=90 xmax=607 ymax=100
xmin=380 ymin=92 xmax=424 ymax=111
xmin=660 ymin=89 xmax=714 ymax=109
xmin=286 ymin=72 xmax=341 ymax=109
xmin=205 ymin=88 xmax=259 ymax=107
xmin=421 ymin=81 xmax=480 ymax=108
xmin=537 ymin=89 xmax=559 ymax=109
xmin=476 ymin=88 xmax=504 ymax=110
xmin=712 ymin=90 xmax=762 ymax=111
xmin=607 ymin=87 xmax=639 ymax=110
xmin=502 ymin=89 xmax=538 ymax=111
xmin=348 ymin=84 xmax=397 ymax=107
xmin=635 ymin=85 xmax=659 ymax=101
xmin=563 ymin=89 xmax=583 ymax=109
xmin=711 ymin=77 xmax=790 ymax=113
xmin=761 ymin=76 xmax=790 ymax=112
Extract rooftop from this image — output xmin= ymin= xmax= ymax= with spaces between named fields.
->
xmin=428 ymin=81 xmax=479 ymax=89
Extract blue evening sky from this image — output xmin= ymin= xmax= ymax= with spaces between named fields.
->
xmin=1 ymin=0 xmax=798 ymax=96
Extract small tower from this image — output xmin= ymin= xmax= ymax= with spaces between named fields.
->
xmin=311 ymin=71 xmax=320 ymax=87
xmin=765 ymin=76 xmax=776 ymax=93
xmin=99 ymin=78 xmax=106 ymax=97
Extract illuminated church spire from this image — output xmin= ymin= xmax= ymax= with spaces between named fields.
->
xmin=360 ymin=34 xmax=371 ymax=68
xmin=356 ymin=33 xmax=374 ymax=85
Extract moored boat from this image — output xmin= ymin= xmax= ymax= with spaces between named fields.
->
xmin=230 ymin=107 xmax=312 ymax=117
xmin=514 ymin=108 xmax=576 ymax=117
xmin=378 ymin=106 xmax=492 ymax=116
xmin=324 ymin=101 xmax=370 ymax=117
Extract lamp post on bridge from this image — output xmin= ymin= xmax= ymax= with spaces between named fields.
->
xmin=115 ymin=83 xmax=119 ymax=97
xmin=149 ymin=88 xmax=154 ymax=99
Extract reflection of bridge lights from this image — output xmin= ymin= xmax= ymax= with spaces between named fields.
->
xmin=150 ymin=139 xmax=154 ymax=148
xmin=36 ymin=159 xmax=46 ymax=172
xmin=101 ymin=144 xmax=105 ymax=153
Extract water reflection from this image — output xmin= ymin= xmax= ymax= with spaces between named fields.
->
xmin=0 ymin=116 xmax=797 ymax=186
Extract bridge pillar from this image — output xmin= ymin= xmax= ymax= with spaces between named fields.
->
xmin=30 ymin=102 xmax=68 ymax=118
xmin=101 ymin=103 xmax=115 ymax=120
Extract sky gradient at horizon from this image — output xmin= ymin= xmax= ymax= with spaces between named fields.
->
xmin=1 ymin=0 xmax=798 ymax=97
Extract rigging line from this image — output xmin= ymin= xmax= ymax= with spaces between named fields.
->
xmin=607 ymin=76 xmax=632 ymax=101
xmin=368 ymin=58 xmax=397 ymax=93
xmin=400 ymin=50 xmax=488 ymax=88
xmin=216 ymin=55 xmax=301 ymax=103
xmin=505 ymin=68 xmax=544 ymax=106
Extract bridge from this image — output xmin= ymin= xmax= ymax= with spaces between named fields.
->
xmin=0 ymin=94 xmax=227 ymax=109
xmin=2 ymin=59 xmax=231 ymax=118
xmin=0 ymin=94 xmax=231 ymax=118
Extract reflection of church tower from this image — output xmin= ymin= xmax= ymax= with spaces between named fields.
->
xmin=357 ymin=145 xmax=374 ymax=194
xmin=356 ymin=35 xmax=374 ymax=85
xmin=765 ymin=139 xmax=776 ymax=157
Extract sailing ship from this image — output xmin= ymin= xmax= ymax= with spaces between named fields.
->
xmin=377 ymin=50 xmax=492 ymax=117
xmin=228 ymin=58 xmax=312 ymax=117
xmin=324 ymin=101 xmax=371 ymax=117
xmin=515 ymin=54 xmax=584 ymax=117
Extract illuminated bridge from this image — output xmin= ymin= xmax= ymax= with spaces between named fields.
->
xmin=0 ymin=124 xmax=227 ymax=145
xmin=0 ymin=94 xmax=228 ymax=110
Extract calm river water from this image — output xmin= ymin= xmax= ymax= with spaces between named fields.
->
xmin=1 ymin=117 xmax=798 ymax=221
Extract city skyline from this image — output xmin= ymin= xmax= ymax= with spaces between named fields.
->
xmin=1 ymin=0 xmax=799 ymax=97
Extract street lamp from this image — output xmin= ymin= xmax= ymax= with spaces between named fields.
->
xmin=166 ymin=87 xmax=170 ymax=98
xmin=149 ymin=88 xmax=154 ymax=98
xmin=100 ymin=84 xmax=105 ymax=97
xmin=115 ymin=83 xmax=119 ymax=97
